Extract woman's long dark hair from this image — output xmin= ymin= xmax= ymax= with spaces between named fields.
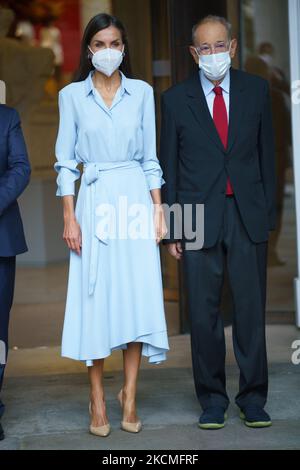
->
xmin=73 ymin=13 xmax=132 ymax=82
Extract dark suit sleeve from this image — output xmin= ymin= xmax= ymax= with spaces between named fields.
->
xmin=0 ymin=109 xmax=31 ymax=217
xmin=159 ymin=93 xmax=181 ymax=245
xmin=258 ymin=81 xmax=277 ymax=231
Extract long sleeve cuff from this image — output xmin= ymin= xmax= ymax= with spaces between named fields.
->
xmin=54 ymin=159 xmax=81 ymax=197
xmin=141 ymin=160 xmax=166 ymax=191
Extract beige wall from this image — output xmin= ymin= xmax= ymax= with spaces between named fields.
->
xmin=112 ymin=0 xmax=153 ymax=83
xmin=80 ymin=0 xmax=112 ymax=32
xmin=227 ymin=0 xmax=240 ymax=69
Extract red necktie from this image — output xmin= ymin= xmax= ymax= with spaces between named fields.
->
xmin=213 ymin=86 xmax=234 ymax=196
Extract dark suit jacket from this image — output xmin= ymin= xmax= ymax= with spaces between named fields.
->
xmin=159 ymin=68 xmax=277 ymax=248
xmin=0 ymin=105 xmax=31 ymax=256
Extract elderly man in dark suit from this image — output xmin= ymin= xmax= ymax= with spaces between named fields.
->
xmin=0 ymin=103 xmax=31 ymax=441
xmin=160 ymin=16 xmax=276 ymax=430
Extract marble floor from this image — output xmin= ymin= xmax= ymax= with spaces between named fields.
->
xmin=1 ymin=325 xmax=300 ymax=450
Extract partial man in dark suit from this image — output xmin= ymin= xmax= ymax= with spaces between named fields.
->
xmin=0 ymin=104 xmax=31 ymax=441
xmin=160 ymin=16 xmax=276 ymax=430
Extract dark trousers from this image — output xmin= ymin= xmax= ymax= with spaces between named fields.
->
xmin=182 ymin=196 xmax=268 ymax=411
xmin=0 ymin=256 xmax=16 ymax=419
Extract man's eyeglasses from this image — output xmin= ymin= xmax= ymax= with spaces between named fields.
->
xmin=194 ymin=41 xmax=230 ymax=56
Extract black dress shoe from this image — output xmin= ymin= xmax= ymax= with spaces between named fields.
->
xmin=199 ymin=406 xmax=227 ymax=430
xmin=240 ymin=404 xmax=272 ymax=428
xmin=0 ymin=422 xmax=4 ymax=441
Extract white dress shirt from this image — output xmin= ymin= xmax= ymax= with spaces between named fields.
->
xmin=200 ymin=68 xmax=230 ymax=122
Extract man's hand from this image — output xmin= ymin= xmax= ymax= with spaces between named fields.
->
xmin=167 ymin=242 xmax=183 ymax=261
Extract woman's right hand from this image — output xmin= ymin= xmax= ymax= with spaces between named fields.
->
xmin=63 ymin=217 xmax=82 ymax=255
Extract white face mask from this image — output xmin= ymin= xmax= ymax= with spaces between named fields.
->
xmin=196 ymin=44 xmax=232 ymax=81
xmin=88 ymin=45 xmax=124 ymax=77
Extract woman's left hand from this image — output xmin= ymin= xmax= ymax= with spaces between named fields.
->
xmin=153 ymin=204 xmax=168 ymax=244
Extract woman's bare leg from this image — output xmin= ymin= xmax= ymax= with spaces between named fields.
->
xmin=88 ymin=359 xmax=109 ymax=426
xmin=120 ymin=342 xmax=142 ymax=423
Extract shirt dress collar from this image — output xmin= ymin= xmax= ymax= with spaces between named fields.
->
xmin=84 ymin=69 xmax=132 ymax=97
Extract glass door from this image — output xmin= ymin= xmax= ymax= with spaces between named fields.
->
xmin=241 ymin=0 xmax=296 ymax=322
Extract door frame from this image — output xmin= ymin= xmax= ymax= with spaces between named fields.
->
xmin=289 ymin=0 xmax=300 ymax=328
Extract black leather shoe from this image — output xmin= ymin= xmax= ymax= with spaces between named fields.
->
xmin=240 ymin=404 xmax=272 ymax=428
xmin=0 ymin=422 xmax=4 ymax=441
xmin=198 ymin=406 xmax=227 ymax=430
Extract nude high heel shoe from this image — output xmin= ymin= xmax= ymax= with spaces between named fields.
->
xmin=117 ymin=388 xmax=142 ymax=433
xmin=89 ymin=402 xmax=111 ymax=437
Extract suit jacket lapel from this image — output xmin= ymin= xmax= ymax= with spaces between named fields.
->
xmin=226 ymin=68 xmax=245 ymax=154
xmin=185 ymin=72 xmax=225 ymax=152
xmin=185 ymin=68 xmax=246 ymax=155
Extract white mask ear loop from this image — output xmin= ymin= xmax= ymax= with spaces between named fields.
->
xmin=228 ymin=40 xmax=233 ymax=55
xmin=87 ymin=45 xmax=94 ymax=59
xmin=193 ymin=47 xmax=200 ymax=58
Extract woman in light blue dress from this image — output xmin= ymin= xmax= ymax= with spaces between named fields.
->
xmin=54 ymin=14 xmax=169 ymax=437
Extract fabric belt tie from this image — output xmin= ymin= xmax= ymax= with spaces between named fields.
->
xmin=83 ymin=160 xmax=141 ymax=296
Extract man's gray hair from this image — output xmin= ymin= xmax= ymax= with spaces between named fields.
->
xmin=192 ymin=15 xmax=232 ymax=44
